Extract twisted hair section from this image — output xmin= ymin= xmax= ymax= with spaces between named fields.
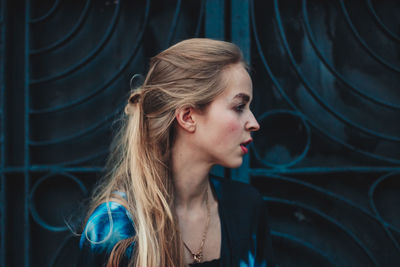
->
xmin=83 ymin=38 xmax=245 ymax=267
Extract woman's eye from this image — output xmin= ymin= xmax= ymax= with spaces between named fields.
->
xmin=235 ymin=104 xmax=246 ymax=112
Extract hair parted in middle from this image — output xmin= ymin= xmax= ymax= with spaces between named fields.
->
xmin=85 ymin=38 xmax=246 ymax=267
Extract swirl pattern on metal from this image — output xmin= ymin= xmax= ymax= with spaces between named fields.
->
xmin=250 ymin=0 xmax=400 ymax=265
xmin=16 ymin=0 xmax=206 ymax=266
xmin=2 ymin=0 xmax=399 ymax=266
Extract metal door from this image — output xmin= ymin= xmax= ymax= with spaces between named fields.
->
xmin=1 ymin=0 xmax=399 ymax=266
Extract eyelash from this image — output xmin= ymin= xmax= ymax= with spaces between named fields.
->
xmin=235 ymin=104 xmax=246 ymax=113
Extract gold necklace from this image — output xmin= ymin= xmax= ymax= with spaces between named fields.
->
xmin=182 ymin=188 xmax=211 ymax=264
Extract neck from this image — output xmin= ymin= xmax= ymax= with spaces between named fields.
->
xmin=172 ymin=138 xmax=213 ymax=210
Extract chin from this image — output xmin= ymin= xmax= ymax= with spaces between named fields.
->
xmin=222 ymin=158 xmax=243 ymax=169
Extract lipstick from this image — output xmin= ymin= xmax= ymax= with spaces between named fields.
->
xmin=240 ymin=139 xmax=252 ymax=154
xmin=240 ymin=145 xmax=248 ymax=154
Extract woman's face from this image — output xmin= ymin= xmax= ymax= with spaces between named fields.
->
xmin=194 ymin=63 xmax=260 ymax=168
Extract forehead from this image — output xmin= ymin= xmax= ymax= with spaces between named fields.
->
xmin=220 ymin=64 xmax=253 ymax=99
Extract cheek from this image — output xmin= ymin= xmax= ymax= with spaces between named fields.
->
xmin=227 ymin=120 xmax=241 ymax=133
xmin=216 ymin=117 xmax=242 ymax=141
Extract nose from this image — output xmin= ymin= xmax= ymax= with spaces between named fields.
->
xmin=246 ymin=111 xmax=260 ymax=132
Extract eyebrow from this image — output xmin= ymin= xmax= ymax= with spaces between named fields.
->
xmin=233 ymin=93 xmax=250 ymax=102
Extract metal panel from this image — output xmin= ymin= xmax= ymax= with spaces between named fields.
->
xmin=0 ymin=0 xmax=5 ymax=265
xmin=207 ymin=0 xmax=226 ymax=178
xmin=231 ymin=0 xmax=250 ymax=183
xmin=4 ymin=0 xmax=206 ymax=266
xmin=205 ymin=0 xmax=225 ymax=39
xmin=2 ymin=0 xmax=399 ymax=266
xmin=250 ymin=0 xmax=400 ymax=265
xmin=24 ymin=1 xmax=31 ymax=265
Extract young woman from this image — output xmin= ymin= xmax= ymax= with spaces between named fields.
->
xmin=79 ymin=38 xmax=275 ymax=267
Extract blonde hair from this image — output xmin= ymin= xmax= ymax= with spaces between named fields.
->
xmin=85 ymin=38 xmax=245 ymax=267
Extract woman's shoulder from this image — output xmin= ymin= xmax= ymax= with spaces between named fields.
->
xmin=79 ymin=200 xmax=135 ymax=254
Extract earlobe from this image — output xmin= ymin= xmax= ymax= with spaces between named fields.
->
xmin=175 ymin=106 xmax=196 ymax=133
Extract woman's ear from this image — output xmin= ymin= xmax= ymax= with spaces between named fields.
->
xmin=175 ymin=106 xmax=196 ymax=133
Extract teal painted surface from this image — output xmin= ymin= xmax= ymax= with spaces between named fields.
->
xmin=205 ymin=0 xmax=225 ymax=39
xmin=250 ymin=0 xmax=400 ymax=265
xmin=1 ymin=0 xmax=399 ymax=266
xmin=231 ymin=0 xmax=251 ymax=183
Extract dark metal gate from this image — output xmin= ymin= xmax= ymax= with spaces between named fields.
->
xmin=1 ymin=0 xmax=399 ymax=266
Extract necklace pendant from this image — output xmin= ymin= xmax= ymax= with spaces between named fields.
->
xmin=193 ymin=252 xmax=202 ymax=263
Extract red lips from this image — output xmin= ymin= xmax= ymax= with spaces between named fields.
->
xmin=240 ymin=145 xmax=248 ymax=154
xmin=240 ymin=139 xmax=253 ymax=154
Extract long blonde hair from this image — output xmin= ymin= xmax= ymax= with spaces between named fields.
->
xmin=85 ymin=38 xmax=244 ymax=267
